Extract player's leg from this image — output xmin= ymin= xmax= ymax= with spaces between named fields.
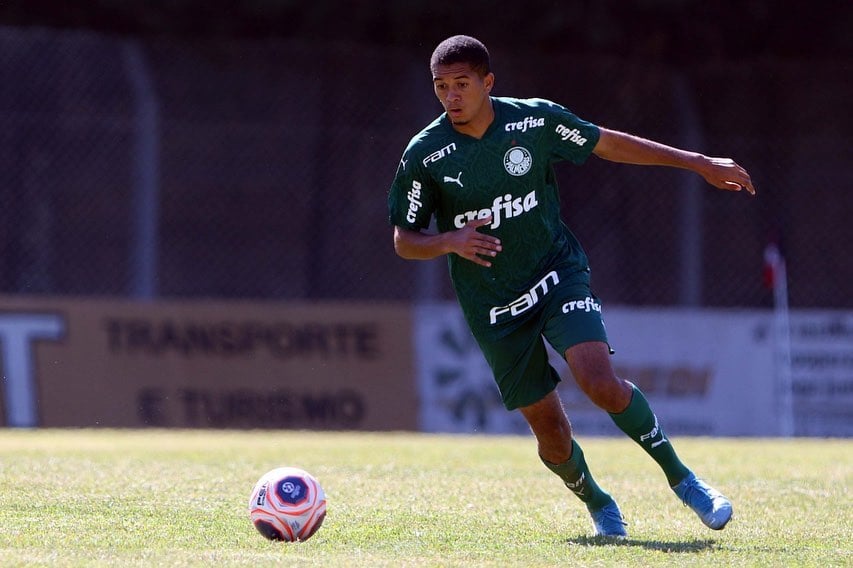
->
xmin=516 ymin=387 xmax=572 ymax=463
xmin=477 ymin=319 xmax=626 ymax=537
xmin=565 ymin=341 xmax=690 ymax=485
xmin=518 ymin=389 xmax=627 ymax=537
xmin=565 ymin=340 xmax=733 ymax=530
xmin=518 ymin=389 xmax=613 ymax=511
xmin=544 ymin=287 xmax=732 ymax=530
xmin=547 ymin=287 xmax=692 ymax=485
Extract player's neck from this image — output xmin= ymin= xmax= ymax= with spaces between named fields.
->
xmin=452 ymin=97 xmax=495 ymax=139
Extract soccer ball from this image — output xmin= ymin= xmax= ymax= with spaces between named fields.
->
xmin=248 ymin=467 xmax=327 ymax=542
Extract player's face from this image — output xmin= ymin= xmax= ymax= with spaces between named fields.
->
xmin=432 ymin=62 xmax=494 ymax=133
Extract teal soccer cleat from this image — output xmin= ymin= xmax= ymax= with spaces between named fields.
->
xmin=672 ymin=472 xmax=733 ymax=530
xmin=588 ymin=499 xmax=628 ymax=538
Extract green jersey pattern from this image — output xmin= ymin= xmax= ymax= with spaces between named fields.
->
xmin=388 ymin=97 xmax=601 ymax=340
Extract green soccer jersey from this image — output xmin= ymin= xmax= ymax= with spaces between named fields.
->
xmin=388 ymin=96 xmax=601 ymax=340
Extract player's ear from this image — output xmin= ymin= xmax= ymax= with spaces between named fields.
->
xmin=484 ymin=72 xmax=495 ymax=93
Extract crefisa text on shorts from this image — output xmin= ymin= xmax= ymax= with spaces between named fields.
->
xmin=562 ymin=296 xmax=601 ymax=313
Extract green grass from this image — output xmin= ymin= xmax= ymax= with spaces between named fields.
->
xmin=0 ymin=430 xmax=850 ymax=567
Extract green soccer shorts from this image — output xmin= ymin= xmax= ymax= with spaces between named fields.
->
xmin=473 ymin=280 xmax=610 ymax=411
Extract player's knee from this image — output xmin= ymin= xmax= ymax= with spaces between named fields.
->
xmin=577 ymin=374 xmax=630 ymax=412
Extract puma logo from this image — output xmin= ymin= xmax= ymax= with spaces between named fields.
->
xmin=443 ymin=171 xmax=463 ymax=188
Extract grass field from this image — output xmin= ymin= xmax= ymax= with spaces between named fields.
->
xmin=0 ymin=430 xmax=850 ymax=567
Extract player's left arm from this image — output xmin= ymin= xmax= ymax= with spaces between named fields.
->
xmin=592 ymin=127 xmax=756 ymax=195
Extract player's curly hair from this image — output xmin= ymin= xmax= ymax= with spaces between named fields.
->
xmin=430 ymin=35 xmax=491 ymax=77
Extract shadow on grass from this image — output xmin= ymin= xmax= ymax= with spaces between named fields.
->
xmin=566 ymin=535 xmax=721 ymax=553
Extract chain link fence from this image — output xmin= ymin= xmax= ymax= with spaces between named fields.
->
xmin=1 ymin=26 xmax=851 ymax=308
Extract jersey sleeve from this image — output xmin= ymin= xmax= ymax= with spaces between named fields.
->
xmin=387 ymin=149 xmax=436 ymax=231
xmin=538 ymin=99 xmax=601 ymax=165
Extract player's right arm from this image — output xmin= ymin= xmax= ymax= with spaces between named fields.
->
xmin=388 ymin=138 xmax=501 ymax=268
xmin=393 ymin=218 xmax=502 ymax=267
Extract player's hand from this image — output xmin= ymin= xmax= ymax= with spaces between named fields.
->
xmin=699 ymin=157 xmax=756 ymax=195
xmin=447 ymin=216 xmax=502 ymax=267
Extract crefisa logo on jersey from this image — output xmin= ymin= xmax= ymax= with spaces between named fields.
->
xmin=503 ymin=146 xmax=532 ymax=176
xmin=406 ymin=180 xmax=423 ymax=223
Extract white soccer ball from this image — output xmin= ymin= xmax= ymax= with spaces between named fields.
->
xmin=248 ymin=467 xmax=327 ymax=542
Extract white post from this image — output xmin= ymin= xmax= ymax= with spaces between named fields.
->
xmin=766 ymin=243 xmax=794 ymax=437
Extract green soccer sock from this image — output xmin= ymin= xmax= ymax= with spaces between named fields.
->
xmin=609 ymin=383 xmax=690 ymax=486
xmin=542 ymin=439 xmax=613 ymax=511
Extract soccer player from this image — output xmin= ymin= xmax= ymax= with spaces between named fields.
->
xmin=387 ymin=35 xmax=755 ymax=538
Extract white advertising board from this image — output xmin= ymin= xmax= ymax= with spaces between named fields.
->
xmin=415 ymin=304 xmax=852 ymax=437
xmin=785 ymin=311 xmax=853 ymax=436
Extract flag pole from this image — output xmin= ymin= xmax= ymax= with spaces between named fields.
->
xmin=765 ymin=242 xmax=794 ymax=437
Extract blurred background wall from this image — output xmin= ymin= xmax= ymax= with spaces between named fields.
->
xmin=1 ymin=1 xmax=851 ymax=308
